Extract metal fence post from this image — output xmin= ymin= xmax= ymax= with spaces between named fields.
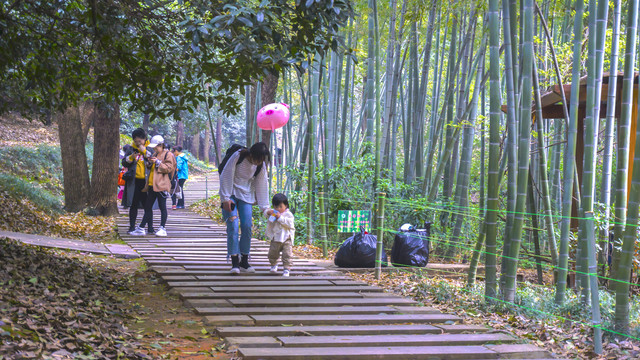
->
xmin=319 ymin=191 xmax=328 ymax=258
xmin=375 ymin=192 xmax=386 ymax=279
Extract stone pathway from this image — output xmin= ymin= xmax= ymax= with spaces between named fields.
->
xmin=0 ymin=230 xmax=139 ymax=259
xmin=116 ymin=174 xmax=561 ymax=359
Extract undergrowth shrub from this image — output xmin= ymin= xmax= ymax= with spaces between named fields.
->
xmin=0 ymin=173 xmax=62 ymax=213
xmin=0 ymin=145 xmax=63 ymax=194
xmin=282 ymin=147 xmax=477 ymax=256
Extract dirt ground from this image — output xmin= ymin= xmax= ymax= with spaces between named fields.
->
xmin=61 ymin=252 xmax=233 ymax=360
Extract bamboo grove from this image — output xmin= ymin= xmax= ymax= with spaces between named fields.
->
xmin=243 ymin=0 xmax=640 ymax=345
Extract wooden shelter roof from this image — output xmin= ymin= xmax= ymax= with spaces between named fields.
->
xmin=501 ymin=72 xmax=639 ymax=119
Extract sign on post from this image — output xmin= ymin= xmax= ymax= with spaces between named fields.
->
xmin=337 ymin=210 xmax=371 ymax=233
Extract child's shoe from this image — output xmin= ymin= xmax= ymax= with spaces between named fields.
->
xmin=282 ymin=270 xmax=290 ymax=277
xmin=270 ymin=265 xmax=278 ymax=274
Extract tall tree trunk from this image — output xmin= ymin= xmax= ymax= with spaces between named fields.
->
xmin=88 ymin=102 xmax=120 ymax=216
xmin=245 ymin=84 xmax=254 ymax=147
xmin=57 ymin=107 xmax=91 ymax=212
xmin=176 ymin=120 xmax=185 ymax=147
xmin=191 ymin=132 xmax=200 ymax=160
xmin=203 ymin=125 xmax=210 ymax=164
xmin=261 ymin=72 xmax=279 ymax=148
xmin=142 ymin=113 xmax=150 ymax=133
xmin=216 ymin=115 xmax=222 ymax=165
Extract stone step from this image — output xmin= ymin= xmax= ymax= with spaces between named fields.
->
xmin=178 ymin=292 xmax=392 ymax=299
xmin=215 ymin=324 xmax=444 ymax=337
xmin=249 ymin=314 xmax=461 ymax=326
xmin=202 ymin=286 xmax=383 ymax=293
xmin=238 ymin=345 xmax=496 ymax=360
xmin=159 ymin=270 xmax=341 ymax=276
xmin=226 ymin=298 xmax=417 ymax=307
xmin=168 ymin=280 xmax=338 ymax=287
xmin=199 ymin=306 xmax=399 ymax=316
xmin=182 ymin=265 xmax=321 ymax=271
xmin=276 ymin=333 xmax=517 ymax=348
xmin=238 ymin=344 xmax=554 ymax=359
xmin=194 ymin=275 xmax=349 ymax=281
xmin=148 ymin=260 xmax=317 ymax=266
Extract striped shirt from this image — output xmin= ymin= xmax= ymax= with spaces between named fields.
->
xmin=219 ymin=151 xmax=269 ymax=212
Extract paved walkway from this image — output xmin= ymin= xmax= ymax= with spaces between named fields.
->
xmin=116 ymin=174 xmax=560 ymax=360
xmin=0 ymin=230 xmax=139 ymax=259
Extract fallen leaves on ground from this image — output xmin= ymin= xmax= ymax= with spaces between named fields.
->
xmin=292 ymin=244 xmax=336 ymax=260
xmin=0 ymin=238 xmax=231 ymax=360
xmin=0 ymin=191 xmax=118 ymax=243
xmin=0 ymin=115 xmax=59 ymax=148
xmin=124 ymin=270 xmax=231 ymax=360
xmin=0 ymin=237 xmax=146 ymax=359
xmin=190 ymin=196 xmax=223 ymax=225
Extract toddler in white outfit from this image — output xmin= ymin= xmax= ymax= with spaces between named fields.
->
xmin=264 ymin=193 xmax=295 ymax=276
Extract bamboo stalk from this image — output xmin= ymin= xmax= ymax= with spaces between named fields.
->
xmin=502 ymin=0 xmax=534 ymax=303
xmin=614 ymin=0 xmax=640 ymax=333
xmin=555 ymin=0 xmax=584 ymax=305
xmin=599 ymin=0 xmax=621 ymax=272
xmin=484 ymin=0 xmax=502 ymax=302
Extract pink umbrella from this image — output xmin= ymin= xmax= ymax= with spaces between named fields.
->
xmin=257 ymin=103 xmax=290 ymax=130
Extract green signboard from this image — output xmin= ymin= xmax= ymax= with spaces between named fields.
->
xmin=337 ymin=210 xmax=371 ymax=233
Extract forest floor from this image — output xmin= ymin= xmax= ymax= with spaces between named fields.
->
xmin=0 ymin=237 xmax=231 ymax=360
xmin=0 ymin=116 xmax=231 ymax=359
xmin=291 ymin=245 xmax=639 ymax=360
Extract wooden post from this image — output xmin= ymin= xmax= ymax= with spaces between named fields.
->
xmin=319 ymin=192 xmax=328 ymax=258
xmin=375 ymin=192 xmax=386 ymax=279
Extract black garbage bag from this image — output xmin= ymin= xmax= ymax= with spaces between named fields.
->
xmin=391 ymin=223 xmax=431 ymax=267
xmin=334 ymin=228 xmax=388 ymax=268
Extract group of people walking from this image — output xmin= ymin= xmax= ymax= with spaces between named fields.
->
xmin=121 ymin=130 xmax=294 ymax=276
xmin=120 ymin=128 xmax=189 ymax=237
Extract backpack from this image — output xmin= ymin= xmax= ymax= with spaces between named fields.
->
xmin=218 ymin=144 xmax=263 ymax=178
xmin=118 ymin=168 xmax=126 ymax=186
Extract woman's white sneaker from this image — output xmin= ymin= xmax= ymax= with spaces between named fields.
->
xmin=282 ymin=270 xmax=290 ymax=277
xmin=155 ymin=226 xmax=167 ymax=237
xmin=270 ymin=265 xmax=278 ymax=273
xmin=128 ymin=226 xmax=146 ymax=236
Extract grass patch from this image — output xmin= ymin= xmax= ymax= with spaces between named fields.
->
xmin=0 ymin=173 xmax=63 ymax=213
xmin=183 ymin=151 xmax=216 ymax=174
xmin=0 ymin=145 xmax=64 ymax=195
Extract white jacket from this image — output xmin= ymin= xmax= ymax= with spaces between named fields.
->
xmin=265 ymin=209 xmax=295 ymax=243
xmin=219 ymin=150 xmax=269 ymax=212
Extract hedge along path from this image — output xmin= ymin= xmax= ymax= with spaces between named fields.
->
xmin=117 ymin=174 xmax=561 ymax=359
